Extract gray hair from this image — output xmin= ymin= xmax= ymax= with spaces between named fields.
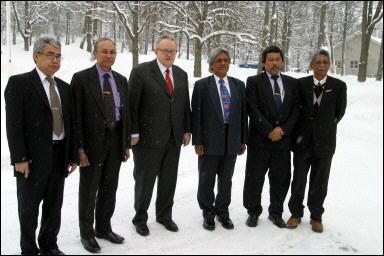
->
xmin=207 ymin=47 xmax=231 ymax=73
xmin=155 ymin=34 xmax=177 ymax=49
xmin=91 ymin=38 xmax=116 ymax=61
xmin=310 ymin=49 xmax=330 ymax=63
xmin=33 ymin=37 xmax=61 ymax=62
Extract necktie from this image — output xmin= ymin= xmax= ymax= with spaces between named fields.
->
xmin=165 ymin=69 xmax=174 ymax=96
xmin=102 ymin=73 xmax=117 ymax=130
xmin=271 ymin=75 xmax=282 ymax=111
xmin=219 ymin=79 xmax=231 ymax=124
xmin=313 ymin=82 xmax=324 ymax=116
xmin=46 ymin=77 xmax=63 ymax=137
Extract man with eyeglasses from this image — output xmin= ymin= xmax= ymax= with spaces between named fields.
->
xmin=192 ymin=47 xmax=248 ymax=231
xmin=5 ymin=37 xmax=78 ymax=255
xmin=71 ymin=38 xmax=131 ymax=253
xmin=128 ymin=35 xmax=191 ymax=236
xmin=287 ymin=49 xmax=347 ymax=233
xmin=243 ymin=45 xmax=300 ymax=229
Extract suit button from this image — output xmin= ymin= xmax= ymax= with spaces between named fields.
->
xmin=310 ymin=117 xmax=314 ymax=120
xmin=171 ymin=99 xmax=174 ymax=103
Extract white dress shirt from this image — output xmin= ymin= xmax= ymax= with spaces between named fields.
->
xmin=313 ymin=75 xmax=328 ymax=105
xmin=266 ymin=72 xmax=285 ymax=102
xmin=36 ymin=67 xmax=65 ymax=140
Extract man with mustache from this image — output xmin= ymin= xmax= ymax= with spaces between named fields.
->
xmin=5 ymin=37 xmax=78 ymax=255
xmin=287 ymin=49 xmax=347 ymax=233
xmin=71 ymin=38 xmax=131 ymax=253
xmin=192 ymin=48 xmax=248 ymax=231
xmin=243 ymin=46 xmax=300 ymax=228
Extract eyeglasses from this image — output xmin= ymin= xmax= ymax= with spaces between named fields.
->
xmin=313 ymin=61 xmax=330 ymax=65
xmin=214 ymin=58 xmax=230 ymax=64
xmin=38 ymin=52 xmax=63 ymax=61
xmin=157 ymin=48 xmax=177 ymax=55
xmin=95 ymin=50 xmax=117 ymax=57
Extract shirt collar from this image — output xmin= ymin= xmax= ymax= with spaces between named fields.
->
xmin=157 ymin=59 xmax=173 ymax=74
xmin=36 ymin=67 xmax=55 ymax=84
xmin=266 ymin=71 xmax=281 ymax=79
xmin=314 ymin=75 xmax=327 ymax=86
xmin=213 ymin=74 xmax=229 ymax=85
xmin=96 ymin=64 xmax=113 ymax=79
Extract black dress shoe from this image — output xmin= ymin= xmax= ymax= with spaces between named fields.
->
xmin=217 ymin=217 xmax=234 ymax=229
xmin=81 ymin=237 xmax=101 ymax=253
xmin=95 ymin=230 xmax=125 ymax=244
xmin=157 ymin=219 xmax=179 ymax=232
xmin=268 ymin=215 xmax=286 ymax=228
xmin=203 ymin=218 xmax=215 ymax=231
xmin=39 ymin=248 xmax=65 ymax=255
xmin=135 ymin=223 xmax=150 ymax=236
xmin=246 ymin=215 xmax=259 ymax=227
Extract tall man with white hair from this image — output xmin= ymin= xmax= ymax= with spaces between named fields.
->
xmin=128 ymin=35 xmax=191 ymax=236
xmin=192 ymin=47 xmax=248 ymax=230
xmin=5 ymin=37 xmax=78 ymax=255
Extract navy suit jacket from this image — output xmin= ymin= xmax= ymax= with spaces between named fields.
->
xmin=192 ymin=75 xmax=248 ymax=155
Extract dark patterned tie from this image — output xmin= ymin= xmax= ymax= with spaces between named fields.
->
xmin=313 ymin=82 xmax=324 ymax=116
xmin=219 ymin=79 xmax=231 ymax=124
xmin=271 ymin=75 xmax=282 ymax=111
xmin=102 ymin=73 xmax=116 ymax=130
xmin=46 ymin=77 xmax=63 ymax=137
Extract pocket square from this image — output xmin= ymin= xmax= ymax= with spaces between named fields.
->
xmin=325 ymin=89 xmax=332 ymax=92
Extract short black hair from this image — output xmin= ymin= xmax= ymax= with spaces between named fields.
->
xmin=261 ymin=45 xmax=284 ymax=64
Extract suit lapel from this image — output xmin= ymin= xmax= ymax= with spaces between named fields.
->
xmin=303 ymin=76 xmax=314 ymax=115
xmin=317 ymin=77 xmax=334 ymax=116
xmin=87 ymin=65 xmax=106 ymax=119
xmin=280 ymin=74 xmax=291 ymax=111
xmin=151 ymin=59 xmax=172 ymax=98
xmin=261 ymin=72 xmax=277 ymax=116
xmin=55 ymin=79 xmax=68 ymax=119
xmin=172 ymin=68 xmax=181 ymax=98
xmin=31 ymin=68 xmax=51 ymax=110
xmin=228 ymin=77 xmax=238 ymax=118
xmin=208 ymin=75 xmax=225 ymax=124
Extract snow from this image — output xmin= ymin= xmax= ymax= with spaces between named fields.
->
xmin=1 ymin=42 xmax=383 ymax=255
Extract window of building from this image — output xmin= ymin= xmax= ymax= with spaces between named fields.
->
xmin=350 ymin=61 xmax=358 ymax=69
xmin=335 ymin=61 xmax=342 ymax=68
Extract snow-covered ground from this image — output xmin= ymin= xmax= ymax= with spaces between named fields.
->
xmin=1 ymin=43 xmax=383 ymax=255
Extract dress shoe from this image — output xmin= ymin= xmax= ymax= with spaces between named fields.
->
xmin=157 ymin=219 xmax=179 ymax=232
xmin=286 ymin=216 xmax=301 ymax=229
xmin=95 ymin=230 xmax=125 ymax=244
xmin=246 ymin=215 xmax=258 ymax=227
xmin=310 ymin=219 xmax=323 ymax=233
xmin=217 ymin=216 xmax=234 ymax=229
xmin=268 ymin=215 xmax=286 ymax=228
xmin=203 ymin=218 xmax=215 ymax=231
xmin=135 ymin=223 xmax=150 ymax=236
xmin=81 ymin=237 xmax=101 ymax=253
xmin=39 ymin=248 xmax=65 ymax=255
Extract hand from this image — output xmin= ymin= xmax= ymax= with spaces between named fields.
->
xmin=79 ymin=152 xmax=90 ymax=167
xmin=67 ymin=163 xmax=78 ymax=175
xmin=268 ymin=128 xmax=283 ymax=142
xmin=15 ymin=162 xmax=30 ymax=178
xmin=131 ymin=137 xmax=139 ymax=146
xmin=195 ymin=145 xmax=204 ymax=156
xmin=183 ymin=133 xmax=191 ymax=147
xmin=123 ymin=148 xmax=130 ymax=162
xmin=238 ymin=144 xmax=246 ymax=155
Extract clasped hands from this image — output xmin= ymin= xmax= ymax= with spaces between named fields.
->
xmin=268 ymin=126 xmax=284 ymax=142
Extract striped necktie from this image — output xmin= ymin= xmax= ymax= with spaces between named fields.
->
xmin=271 ymin=75 xmax=282 ymax=111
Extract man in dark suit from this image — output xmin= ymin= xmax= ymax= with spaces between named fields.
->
xmin=5 ymin=37 xmax=78 ymax=255
xmin=243 ymin=46 xmax=300 ymax=229
xmin=128 ymin=35 xmax=191 ymax=236
xmin=286 ymin=49 xmax=347 ymax=233
xmin=71 ymin=38 xmax=131 ymax=253
xmin=192 ymin=47 xmax=247 ymax=231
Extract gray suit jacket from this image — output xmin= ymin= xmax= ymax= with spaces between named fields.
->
xmin=192 ymin=75 xmax=248 ymax=155
xmin=128 ymin=59 xmax=191 ymax=148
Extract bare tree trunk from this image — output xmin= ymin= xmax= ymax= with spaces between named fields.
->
xmin=186 ymin=35 xmax=190 ymax=60
xmin=257 ymin=1 xmax=270 ymax=74
xmin=132 ymin=1 xmax=139 ymax=67
xmin=24 ymin=1 xmax=30 ymax=51
xmin=194 ymin=39 xmax=202 ymax=77
xmin=65 ymin=12 xmax=70 ymax=45
xmin=376 ymin=33 xmax=383 ymax=81
xmin=317 ymin=2 xmax=327 ymax=49
xmin=341 ymin=1 xmax=350 ymax=76
xmin=269 ymin=1 xmax=277 ymax=45
xmin=12 ymin=16 xmax=17 ymax=45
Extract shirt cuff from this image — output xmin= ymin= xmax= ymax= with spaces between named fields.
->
xmin=78 ymin=148 xmax=85 ymax=153
xmin=131 ymin=134 xmax=139 ymax=137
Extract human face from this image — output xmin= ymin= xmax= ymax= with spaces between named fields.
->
xmin=155 ymin=39 xmax=177 ymax=68
xmin=310 ymin=54 xmax=330 ymax=80
xmin=94 ymin=40 xmax=116 ymax=72
xmin=210 ymin=52 xmax=230 ymax=79
xmin=263 ymin=52 xmax=283 ymax=76
xmin=34 ymin=44 xmax=61 ymax=77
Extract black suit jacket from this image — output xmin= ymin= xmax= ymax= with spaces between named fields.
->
xmin=246 ymin=72 xmax=300 ymax=150
xmin=5 ymin=68 xmax=78 ymax=179
xmin=71 ymin=65 xmax=131 ymax=164
xmin=192 ymin=75 xmax=248 ymax=155
xmin=292 ymin=75 xmax=347 ymax=158
xmin=128 ymin=59 xmax=191 ymax=148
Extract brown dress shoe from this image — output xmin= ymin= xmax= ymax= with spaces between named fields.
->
xmin=310 ymin=219 xmax=323 ymax=233
xmin=287 ymin=216 xmax=301 ymax=229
